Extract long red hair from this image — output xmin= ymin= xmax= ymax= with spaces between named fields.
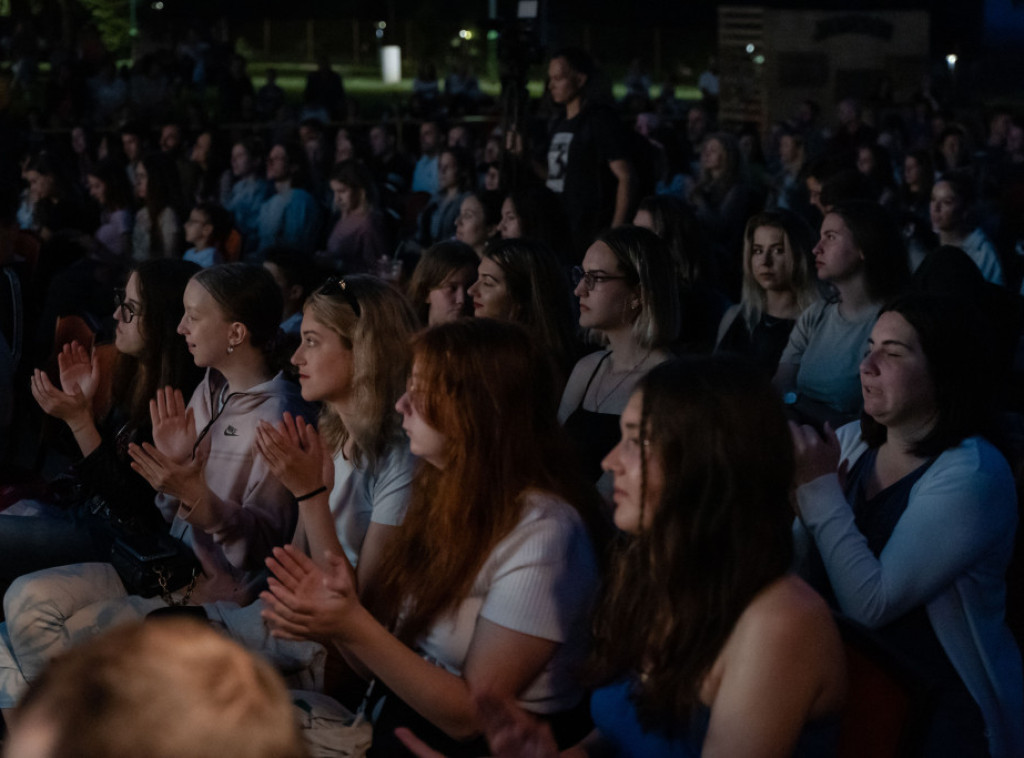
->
xmin=369 ymin=319 xmax=604 ymax=643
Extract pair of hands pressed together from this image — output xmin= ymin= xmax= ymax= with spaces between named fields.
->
xmin=30 ymin=340 xmax=99 ymax=432
xmin=127 ymin=386 xmax=206 ymax=506
xmin=788 ymin=421 xmax=848 ymax=491
xmin=253 ymin=412 xmax=357 ymax=643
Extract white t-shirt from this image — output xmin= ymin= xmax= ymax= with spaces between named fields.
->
xmin=330 ymin=441 xmax=415 ymax=567
xmin=415 ymin=490 xmax=599 ymax=713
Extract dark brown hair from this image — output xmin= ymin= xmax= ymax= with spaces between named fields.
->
xmin=589 ymin=356 xmax=794 ymax=730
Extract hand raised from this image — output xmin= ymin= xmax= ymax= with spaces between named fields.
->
xmin=128 ymin=440 xmax=207 ymax=504
xmin=261 ymin=546 xmax=360 ymax=643
xmin=150 ymin=386 xmax=196 ymax=463
xmin=30 ymin=367 xmax=91 ymax=426
xmin=255 ymin=413 xmax=327 ymax=497
xmin=789 ymin=421 xmax=842 ymax=488
xmin=57 ymin=340 xmax=100 ymax=402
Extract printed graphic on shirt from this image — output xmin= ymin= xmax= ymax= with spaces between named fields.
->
xmin=224 ymin=425 xmax=239 ymax=437
xmin=547 ymin=132 xmax=573 ymax=194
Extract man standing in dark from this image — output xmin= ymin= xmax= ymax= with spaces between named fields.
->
xmin=303 ymin=53 xmax=347 ymax=122
xmin=543 ymin=48 xmax=632 ymax=260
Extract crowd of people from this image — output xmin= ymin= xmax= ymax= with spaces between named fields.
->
xmin=0 ymin=25 xmax=1022 ymax=758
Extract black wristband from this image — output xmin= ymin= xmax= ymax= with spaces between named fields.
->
xmin=294 ymin=485 xmax=327 ymax=502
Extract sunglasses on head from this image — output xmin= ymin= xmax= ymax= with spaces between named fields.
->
xmin=317 ymin=277 xmax=361 ymax=317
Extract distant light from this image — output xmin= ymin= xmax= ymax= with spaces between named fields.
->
xmin=459 ymin=29 xmax=469 ymax=39
xmin=152 ymin=1 xmax=163 ymax=8
xmin=745 ymin=43 xmax=755 ymax=54
xmin=487 ymin=30 xmax=499 ymax=41
xmin=946 ymin=53 xmax=958 ymax=66
xmin=375 ymin=29 xmax=384 ymax=39
xmin=377 ymin=21 xmax=386 ymax=29
xmin=753 ymin=54 xmax=765 ymax=65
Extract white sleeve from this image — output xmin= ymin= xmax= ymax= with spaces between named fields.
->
xmin=480 ymin=504 xmax=598 ymax=643
xmin=796 ymin=438 xmax=1016 ymax=628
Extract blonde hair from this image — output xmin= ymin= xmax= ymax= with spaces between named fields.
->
xmin=739 ymin=210 xmax=819 ymax=330
xmin=303 ymin=275 xmax=419 ymax=471
xmin=13 ymin=619 xmax=308 ymax=758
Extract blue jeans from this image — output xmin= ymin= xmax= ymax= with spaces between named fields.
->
xmin=0 ymin=503 xmax=114 ymax=589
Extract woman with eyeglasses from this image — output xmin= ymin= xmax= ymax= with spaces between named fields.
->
xmin=260 ymin=319 xmax=606 ymax=756
xmin=558 ymin=226 xmax=679 ymax=486
xmin=467 ymin=237 xmax=579 ymax=391
xmin=0 ymin=263 xmax=316 ymax=714
xmin=0 ymin=259 xmax=202 ymax=591
xmin=200 ymin=275 xmax=420 ymax=688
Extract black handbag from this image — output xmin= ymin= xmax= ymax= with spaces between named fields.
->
xmin=109 ymin=528 xmax=202 ymax=605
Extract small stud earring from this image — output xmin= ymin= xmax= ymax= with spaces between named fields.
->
xmin=227 ymin=344 xmax=234 ymax=354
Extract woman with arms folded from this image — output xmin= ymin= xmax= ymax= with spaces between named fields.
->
xmin=790 ymin=293 xmax=1024 ymax=757
xmin=261 ymin=319 xmax=606 ymax=756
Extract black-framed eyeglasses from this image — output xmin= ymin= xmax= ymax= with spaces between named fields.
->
xmin=113 ymin=288 xmax=137 ymax=323
xmin=317 ymin=277 xmax=361 ymax=317
xmin=570 ymin=266 xmax=629 ymax=292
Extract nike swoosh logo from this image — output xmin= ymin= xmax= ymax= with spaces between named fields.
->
xmin=224 ymin=426 xmax=239 ymax=437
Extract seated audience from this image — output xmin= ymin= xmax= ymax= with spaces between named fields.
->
xmin=183 ymin=200 xmax=231 ymax=268
xmin=401 ymin=355 xmax=847 ymax=757
xmin=321 ymin=160 xmax=387 ymax=275
xmin=202 ymin=275 xmax=419 ymax=695
xmin=468 ymin=237 xmax=580 ymax=391
xmin=261 ymin=319 xmax=605 ymax=756
xmin=454 ymin=189 xmax=501 ymax=257
xmin=930 ymin=171 xmax=1005 ymax=285
xmin=257 ymin=142 xmax=322 ymax=258
xmin=132 ymin=152 xmax=184 ymax=261
xmin=791 ymin=293 xmax=1023 ymax=757
xmin=406 ymin=240 xmax=479 ymax=326
xmin=716 ymin=209 xmax=820 ymax=376
xmin=559 ymin=226 xmax=679 ymax=486
xmin=774 ymin=201 xmax=910 ymax=428
xmin=0 ymin=260 xmax=202 ymax=592
xmin=0 ymin=264 xmax=315 ymax=709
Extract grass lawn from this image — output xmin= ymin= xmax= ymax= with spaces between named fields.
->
xmin=246 ymin=60 xmax=701 ymax=118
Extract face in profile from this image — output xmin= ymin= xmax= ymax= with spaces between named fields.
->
xmin=291 ymin=311 xmax=356 ymax=407
xmin=547 ymin=57 xmax=584 ymax=106
xmin=498 ymin=197 xmax=521 ymax=239
xmin=455 ymin=196 xmax=495 ymax=252
xmin=574 ymin=241 xmax=637 ymax=332
xmin=860 ymin=310 xmax=936 ymax=431
xmin=177 ymin=279 xmax=234 ymax=369
xmin=467 ymin=256 xmax=513 ymax=320
xmin=114 ymin=272 xmax=145 ymax=357
xmin=812 ymin=213 xmax=863 ymax=284
xmin=395 ymin=362 xmax=448 ymax=468
xmin=929 ymin=181 xmax=963 ymax=233
xmin=602 ymin=391 xmax=663 ymax=534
